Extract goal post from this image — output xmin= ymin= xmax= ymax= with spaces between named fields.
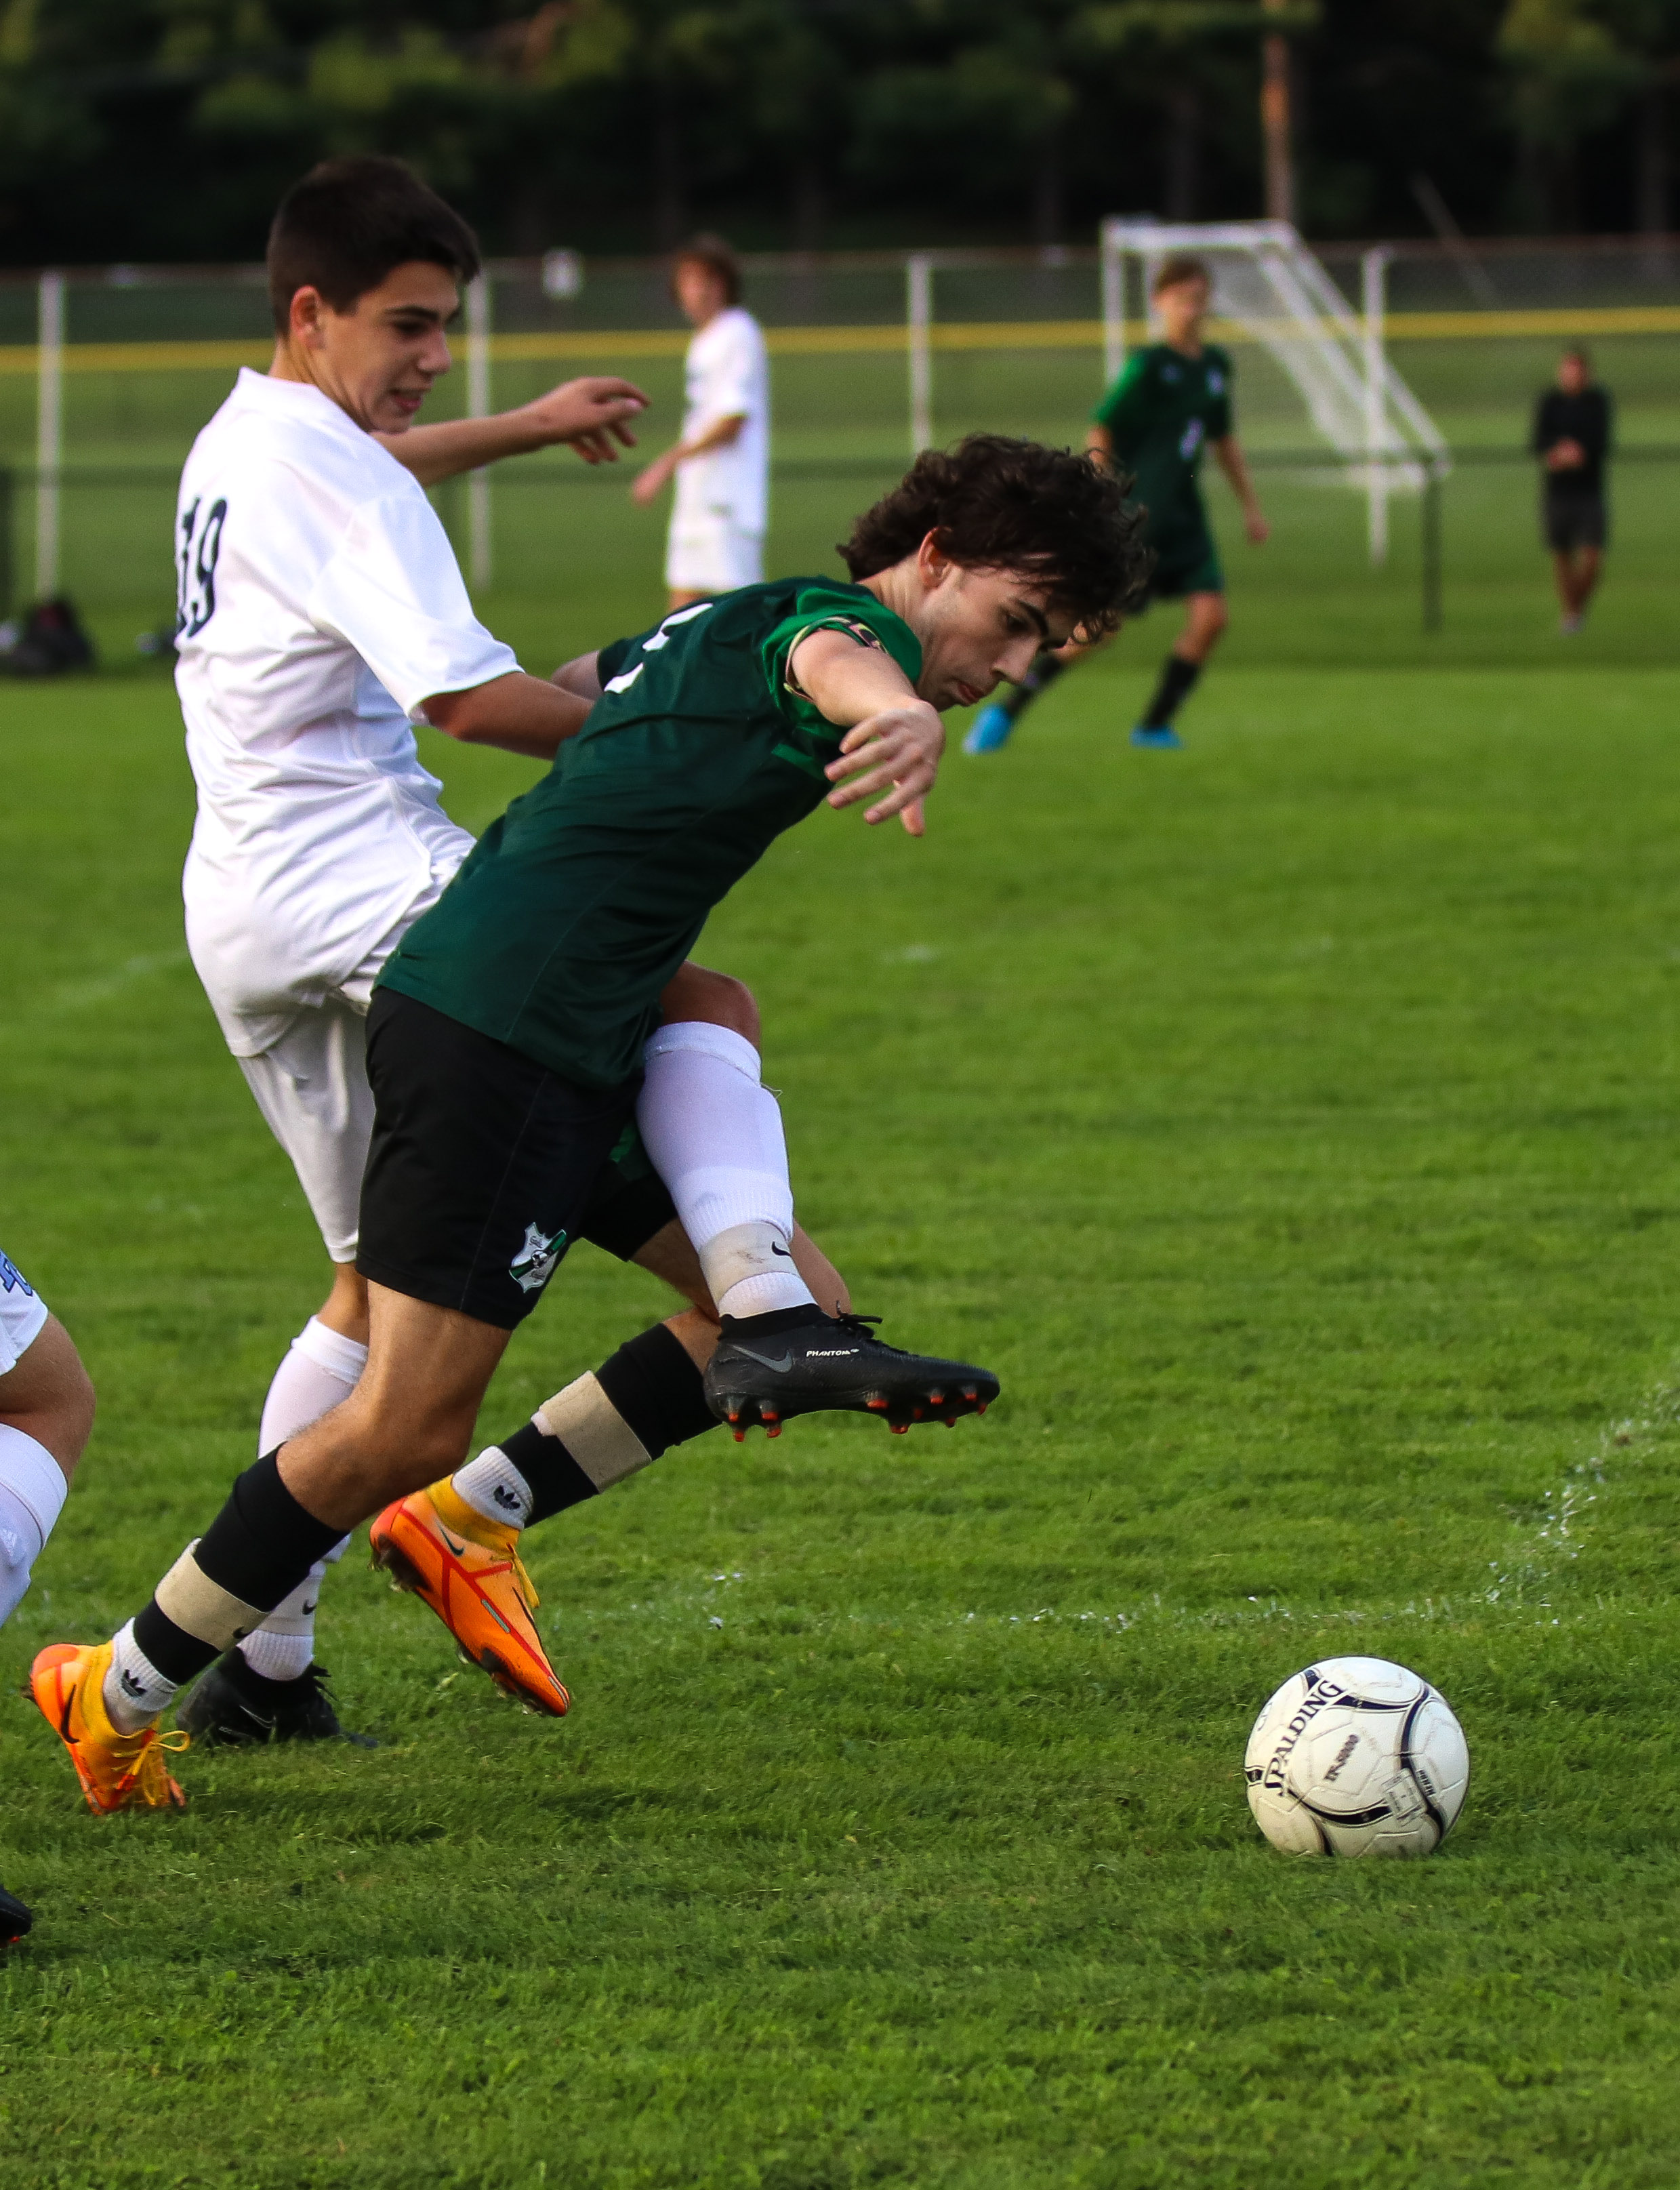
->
xmin=1099 ymin=218 xmax=1450 ymax=568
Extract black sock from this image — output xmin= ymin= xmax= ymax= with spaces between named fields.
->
xmin=514 ymin=1322 xmax=722 ymax=1527
xmin=132 ymin=1451 xmax=345 ymax=1687
xmin=1141 ymin=653 xmax=1201 ymax=729
xmin=1001 ymin=650 xmax=1066 ymax=724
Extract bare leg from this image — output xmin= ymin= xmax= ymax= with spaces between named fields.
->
xmin=1174 ymin=589 xmax=1230 ymax=666
xmin=316 ymin=1261 xmax=370 ymax=1346
xmin=0 ymin=1314 xmax=95 ymax=1483
xmin=1571 ymin=546 xmax=1603 ymax=617
xmin=278 ymin=1286 xmax=510 ymax=1534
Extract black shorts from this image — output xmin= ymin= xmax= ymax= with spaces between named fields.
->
xmin=1543 ymin=490 xmax=1606 ymax=553
xmin=356 ymin=990 xmax=676 ymax=1331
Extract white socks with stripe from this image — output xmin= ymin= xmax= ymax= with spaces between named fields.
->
xmin=0 ymin=1421 xmax=68 ymax=1627
xmin=237 ymin=1316 xmax=363 ymax=1682
xmin=637 ymin=1021 xmax=815 ymax=1321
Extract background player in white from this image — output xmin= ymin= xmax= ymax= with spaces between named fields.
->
xmin=0 ymin=1248 xmax=95 ymax=1936
xmin=171 ymin=159 xmax=841 ymax=1745
xmin=632 ymin=235 xmax=770 ymax=607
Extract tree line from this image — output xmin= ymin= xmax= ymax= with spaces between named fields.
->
xmin=0 ymin=0 xmax=1675 ymax=266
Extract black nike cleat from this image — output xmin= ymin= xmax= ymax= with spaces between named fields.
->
xmin=0 ymin=1883 xmax=33 ymax=1943
xmin=176 ymin=1654 xmax=375 ymax=1748
xmin=704 ymin=1306 xmax=1000 ymax=1440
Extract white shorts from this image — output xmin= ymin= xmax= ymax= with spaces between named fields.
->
xmin=238 ymin=996 xmax=376 ymax=1265
xmin=665 ymin=512 xmax=764 ymax=593
xmin=0 ymin=1251 xmax=49 ymax=1377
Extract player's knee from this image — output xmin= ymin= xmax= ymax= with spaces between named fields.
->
xmin=0 ymin=1316 xmax=96 ymax=1476
xmin=659 ymin=964 xmax=761 ymax=1049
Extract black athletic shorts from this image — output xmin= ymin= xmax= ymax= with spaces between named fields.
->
xmin=356 ymin=990 xmax=676 ymax=1331
xmin=1543 ymin=488 xmax=1606 ymax=553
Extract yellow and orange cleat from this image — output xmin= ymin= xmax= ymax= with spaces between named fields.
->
xmin=369 ymin=1480 xmax=569 ymax=1718
xmin=30 ymin=1642 xmax=188 ymax=1814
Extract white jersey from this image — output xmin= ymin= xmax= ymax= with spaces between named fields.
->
xmin=175 ymin=369 xmax=517 ymax=1057
xmin=672 ymin=307 xmax=769 ymax=536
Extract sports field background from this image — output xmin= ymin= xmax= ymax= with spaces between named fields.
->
xmin=6 ymin=622 xmax=1680 ymax=2176
xmin=1 ymin=244 xmax=1679 ymax=672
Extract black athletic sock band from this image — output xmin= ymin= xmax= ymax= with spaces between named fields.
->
xmin=1004 ymin=649 xmax=1065 ymax=723
xmin=131 ymin=1452 xmax=348 ymax=1687
xmin=1141 ymin=652 xmax=1201 ymax=729
xmin=504 ymin=1419 xmax=598 ymax=1526
xmin=595 ymin=1322 xmax=718 ymax=1456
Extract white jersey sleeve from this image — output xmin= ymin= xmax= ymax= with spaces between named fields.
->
xmin=308 ymin=491 xmax=510 ymax=720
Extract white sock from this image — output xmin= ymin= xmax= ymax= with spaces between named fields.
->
xmin=106 ymin=1617 xmax=178 ymax=1734
xmin=452 ymin=1444 xmax=535 ymax=1530
xmin=0 ymin=1423 xmax=68 ymax=1627
xmin=258 ymin=1316 xmax=367 ymax=1451
xmin=637 ymin=1022 xmax=816 ymax=1321
xmin=238 ymin=1317 xmax=365 ymax=1681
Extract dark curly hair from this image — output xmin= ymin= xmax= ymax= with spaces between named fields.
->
xmin=838 ymin=434 xmax=1151 ymax=634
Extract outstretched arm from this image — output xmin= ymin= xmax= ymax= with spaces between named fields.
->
xmin=788 ymin=628 xmax=943 ymax=833
xmin=552 ymin=650 xmax=604 ymax=703
xmin=1212 ymin=436 xmax=1269 ymax=543
xmin=421 ymin=672 xmax=591 ymax=761
xmin=380 ymin=378 xmax=649 ymax=487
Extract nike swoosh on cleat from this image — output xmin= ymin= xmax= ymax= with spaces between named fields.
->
xmin=734 ymin=1346 xmax=796 ymax=1372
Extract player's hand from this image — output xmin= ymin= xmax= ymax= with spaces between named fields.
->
xmin=632 ymin=451 xmax=678 ymax=506
xmin=824 ymin=702 xmax=944 ymax=828
xmin=517 ymin=377 xmax=647 ymax=463
xmin=1245 ymin=506 xmax=1270 ymax=544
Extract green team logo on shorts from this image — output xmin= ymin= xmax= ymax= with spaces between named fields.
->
xmin=510 ymin=1222 xmax=567 ymax=1295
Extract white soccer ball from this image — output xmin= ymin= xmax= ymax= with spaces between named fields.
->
xmin=1244 ymin=1655 xmax=1469 ymax=1858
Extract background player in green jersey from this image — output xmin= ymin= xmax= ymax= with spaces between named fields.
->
xmin=966 ymin=254 xmax=1270 ymax=756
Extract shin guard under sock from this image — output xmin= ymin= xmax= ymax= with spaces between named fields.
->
xmin=1141 ymin=652 xmax=1201 ymax=729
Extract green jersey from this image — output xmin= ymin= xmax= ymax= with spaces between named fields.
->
xmin=1092 ymin=342 xmax=1233 ymax=544
xmin=380 ymin=577 xmax=921 ymax=1090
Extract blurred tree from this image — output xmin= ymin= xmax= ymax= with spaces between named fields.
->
xmin=1499 ymin=0 xmax=1645 ymax=227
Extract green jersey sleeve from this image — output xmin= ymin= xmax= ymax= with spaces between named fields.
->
xmin=1092 ymin=353 xmax=1150 ymax=445
xmin=596 ymin=635 xmax=634 ymax=685
xmin=758 ymin=581 xmax=923 ymax=737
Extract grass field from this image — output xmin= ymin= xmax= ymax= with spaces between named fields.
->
xmin=5 ymin=593 xmax=1680 ymax=2184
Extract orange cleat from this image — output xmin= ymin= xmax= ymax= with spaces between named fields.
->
xmin=30 ymin=1642 xmax=188 ymax=1814
xmin=369 ymin=1479 xmax=569 ymax=1718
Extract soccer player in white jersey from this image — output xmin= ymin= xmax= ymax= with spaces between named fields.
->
xmin=632 ymin=234 xmax=770 ymax=607
xmin=163 ymin=157 xmax=842 ymax=1751
xmin=0 ymin=1249 xmax=95 ymax=1934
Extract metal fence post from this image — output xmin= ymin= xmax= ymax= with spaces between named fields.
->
xmin=35 ymin=269 xmax=65 ymax=601
xmin=1100 ymin=220 xmax=1125 ymax=388
xmin=466 ymin=272 xmax=493 ymax=590
xmin=1361 ymin=245 xmax=1391 ymax=568
xmin=1422 ymin=458 xmax=1444 ymax=632
xmin=906 ymin=254 xmax=933 ymax=455
xmin=0 ymin=468 xmax=13 ymax=622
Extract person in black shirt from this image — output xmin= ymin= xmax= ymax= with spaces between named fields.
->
xmin=1532 ymin=346 xmax=1612 ymax=634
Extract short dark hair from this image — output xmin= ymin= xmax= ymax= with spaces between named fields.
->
xmin=838 ymin=434 xmax=1152 ymax=635
xmin=1153 ymin=253 xmax=1211 ymax=297
xmin=267 ymin=156 xmax=481 ymax=334
xmin=672 ymin=232 xmax=742 ymax=308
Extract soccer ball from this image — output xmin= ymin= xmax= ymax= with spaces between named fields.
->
xmin=1244 ymin=1656 xmax=1469 ymax=1858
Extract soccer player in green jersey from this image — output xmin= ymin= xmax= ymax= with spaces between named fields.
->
xmin=966 ymin=253 xmax=1269 ymax=755
xmin=36 ymin=434 xmax=1149 ymax=1806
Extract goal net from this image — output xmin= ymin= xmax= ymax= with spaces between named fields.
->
xmin=1101 ymin=218 xmax=1449 ymax=564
